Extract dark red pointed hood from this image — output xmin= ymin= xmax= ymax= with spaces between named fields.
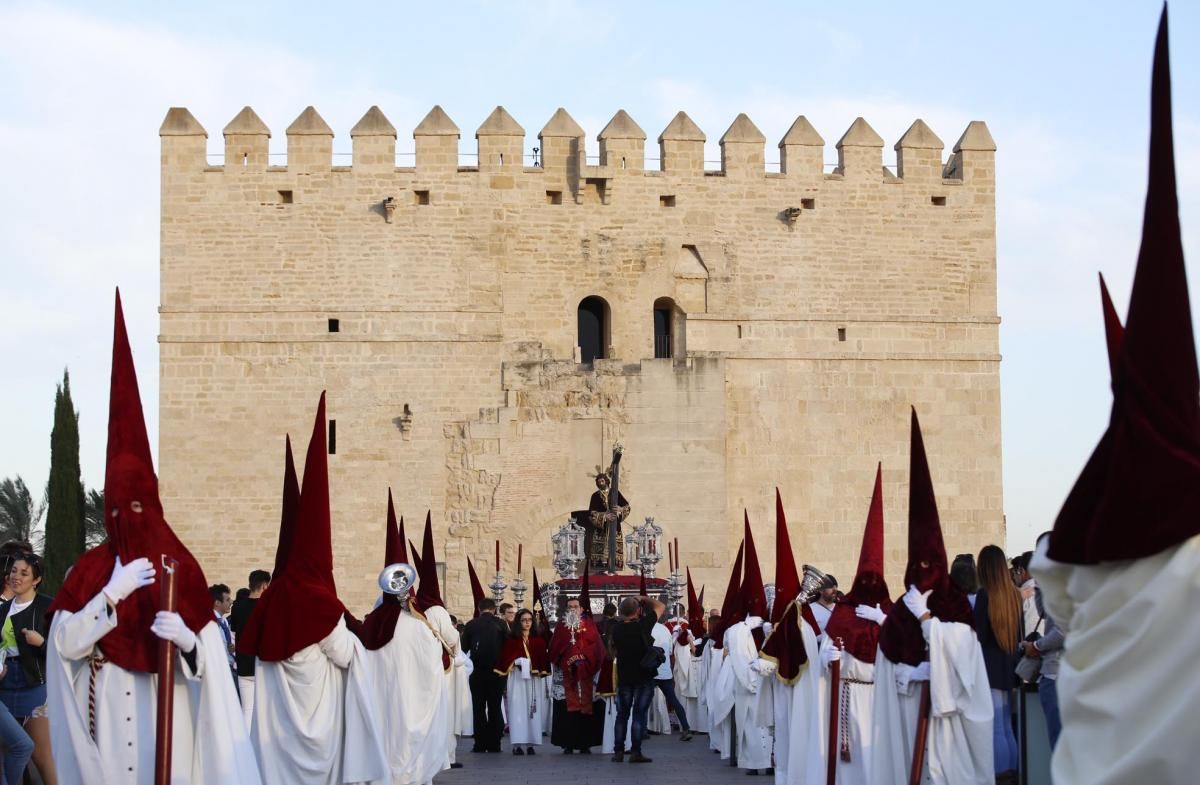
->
xmin=239 ymin=392 xmax=346 ymax=662
xmin=49 ymin=290 xmax=212 ymax=673
xmin=1099 ymin=273 xmax=1125 ymax=379
xmin=771 ymin=489 xmax=800 ymax=625
xmin=741 ymin=511 xmax=767 ymax=619
xmin=355 ymin=490 xmax=410 ymax=651
xmin=531 ymin=567 xmax=542 ymax=610
xmin=412 ymin=512 xmax=444 ymax=612
xmin=271 ymin=436 xmax=301 ymax=580
xmin=714 ymin=541 xmax=744 ymax=648
xmin=467 ymin=557 xmax=486 ymax=618
xmin=578 ymin=562 xmax=593 ymax=617
xmin=1052 ymin=8 xmax=1200 ymax=565
xmin=686 ymin=568 xmax=706 ymax=635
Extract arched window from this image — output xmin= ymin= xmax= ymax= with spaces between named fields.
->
xmin=577 ymin=296 xmax=611 ymax=365
xmin=654 ymin=297 xmax=684 ymax=359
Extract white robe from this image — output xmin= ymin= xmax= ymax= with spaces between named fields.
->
xmin=47 ymin=592 xmax=262 ymax=785
xmin=870 ymin=620 xmax=992 ymax=785
xmin=251 ymin=618 xmax=388 ymax=785
xmin=775 ymin=617 xmax=821 ymax=785
xmin=804 ymin=639 xmax=880 ymax=785
xmin=504 ymin=665 xmax=547 ymax=745
xmin=1032 ymin=533 xmax=1200 ymax=785
xmin=674 ymin=640 xmax=708 ymax=731
xmin=420 ymin=605 xmax=472 ymax=766
xmin=725 ymin=621 xmax=773 ymax=770
xmin=709 ymin=645 xmax=735 ymax=757
xmin=366 ymin=611 xmax=450 ymax=785
xmin=647 ymin=684 xmax=671 ymax=733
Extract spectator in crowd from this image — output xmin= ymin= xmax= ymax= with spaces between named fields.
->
xmin=209 ymin=583 xmax=237 ymax=686
xmin=0 ymin=552 xmax=54 ymax=784
xmin=1021 ymin=532 xmax=1064 ymax=751
xmin=809 ymin=575 xmax=838 ymax=634
xmin=951 ymin=553 xmax=980 ymax=608
xmin=650 ymin=603 xmax=692 ymax=741
xmin=0 ymin=542 xmax=33 ymax=603
xmin=975 ymin=545 xmax=1023 ymax=785
xmin=1011 ymin=551 xmax=1040 ymax=640
xmin=229 ymin=569 xmax=270 ymax=726
xmin=498 ymin=603 xmax=515 ymax=632
xmin=461 ymin=598 xmax=508 ymax=753
xmin=610 ymin=595 xmax=664 ymax=764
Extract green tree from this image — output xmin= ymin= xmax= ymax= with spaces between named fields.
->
xmin=0 ymin=476 xmax=45 ymax=549
xmin=43 ymin=369 xmax=85 ymax=593
xmin=84 ymin=487 xmax=108 ymax=548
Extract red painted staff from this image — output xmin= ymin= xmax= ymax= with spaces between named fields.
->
xmin=154 ymin=555 xmax=179 ymax=785
xmin=908 ymin=679 xmax=932 ymax=785
xmin=826 ymin=637 xmax=842 ymax=785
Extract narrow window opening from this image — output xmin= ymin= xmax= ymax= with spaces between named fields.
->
xmin=621 ymin=156 xmax=627 ymax=169
xmin=327 ymin=318 xmax=340 ymax=333
xmin=653 ymin=297 xmax=683 ymax=360
xmin=499 ymin=153 xmax=504 ymax=165
xmin=546 ymin=190 xmax=563 ymax=205
xmin=328 ymin=420 xmax=337 ymax=455
xmin=931 ymin=195 xmax=947 ymax=206
xmin=415 ymin=190 xmax=430 ymax=206
xmin=278 ymin=190 xmax=293 ymax=204
xmin=242 ymin=153 xmax=248 ymax=168
xmin=737 ymin=324 xmax=743 ymax=339
xmin=660 ymin=195 xmax=676 ymax=208
xmin=837 ymin=327 xmax=847 ymax=342
xmin=801 ymin=197 xmax=816 ymax=210
xmin=577 ymin=296 xmax=611 ymax=365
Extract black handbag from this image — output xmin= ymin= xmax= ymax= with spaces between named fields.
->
xmin=639 ymin=644 xmax=666 ymax=675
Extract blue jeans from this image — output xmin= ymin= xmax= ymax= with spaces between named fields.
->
xmin=991 ymin=688 xmax=1018 ymax=773
xmin=655 ymin=679 xmax=690 ymax=732
xmin=0 ymin=701 xmax=32 ymax=785
xmin=1038 ymin=677 xmax=1061 ymax=751
xmin=614 ymin=682 xmax=654 ymax=753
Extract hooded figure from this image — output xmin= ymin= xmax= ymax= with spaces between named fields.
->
xmin=1032 ymin=10 xmax=1200 ymax=785
xmin=871 ymin=409 xmax=991 ymax=785
xmin=717 ymin=514 xmax=774 ymax=773
xmin=705 ymin=540 xmax=742 ymax=756
xmin=46 ymin=290 xmax=262 ymax=785
xmin=239 ymin=392 xmax=387 ymax=785
xmin=357 ymin=495 xmax=449 ymax=785
xmin=672 ymin=569 xmax=708 ymax=733
xmin=466 ymin=558 xmax=486 ymax=619
xmin=410 ymin=513 xmax=472 ymax=769
xmin=806 ymin=464 xmax=894 ymax=785
xmin=758 ymin=489 xmax=821 ymax=785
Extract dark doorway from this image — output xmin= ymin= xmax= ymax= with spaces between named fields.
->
xmin=654 ymin=307 xmax=672 ymax=358
xmin=577 ymin=296 xmax=610 ymax=364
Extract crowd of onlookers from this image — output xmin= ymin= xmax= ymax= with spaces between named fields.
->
xmin=951 ymin=534 xmax=1063 ymax=783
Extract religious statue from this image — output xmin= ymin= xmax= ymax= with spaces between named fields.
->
xmin=586 ymin=448 xmax=630 ymax=573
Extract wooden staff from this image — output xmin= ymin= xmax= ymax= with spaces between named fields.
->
xmin=154 ymin=555 xmax=179 ymax=785
xmin=826 ymin=637 xmax=842 ymax=785
xmin=908 ymin=679 xmax=932 ymax=785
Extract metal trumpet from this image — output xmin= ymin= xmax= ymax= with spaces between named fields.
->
xmin=799 ymin=564 xmax=836 ymax=603
xmin=378 ymin=562 xmax=418 ymax=596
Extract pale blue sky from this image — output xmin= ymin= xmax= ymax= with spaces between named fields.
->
xmin=1 ymin=1 xmax=1197 ymax=554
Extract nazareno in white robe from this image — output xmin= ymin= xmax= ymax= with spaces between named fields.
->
xmin=724 ymin=620 xmax=773 ymax=771
xmin=770 ymin=615 xmax=820 ymax=785
xmin=47 ymin=591 xmax=263 ymax=785
xmin=1032 ymin=533 xmax=1200 ymax=785
xmin=869 ymin=619 xmax=992 ymax=785
xmin=804 ymin=639 xmax=880 ymax=785
xmin=366 ymin=610 xmax=451 ymax=785
xmin=251 ymin=617 xmax=388 ymax=785
xmin=420 ymin=605 xmax=472 ymax=765
xmin=674 ymin=638 xmax=708 ymax=731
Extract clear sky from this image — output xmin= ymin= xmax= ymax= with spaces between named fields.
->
xmin=1 ymin=1 xmax=1196 ymax=556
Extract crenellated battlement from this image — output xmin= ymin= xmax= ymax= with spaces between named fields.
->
xmin=160 ymin=105 xmax=995 ymax=187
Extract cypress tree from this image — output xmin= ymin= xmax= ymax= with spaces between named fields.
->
xmin=43 ymin=369 xmax=84 ymax=594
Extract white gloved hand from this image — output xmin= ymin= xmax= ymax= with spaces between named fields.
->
xmin=453 ymin=650 xmax=469 ymax=668
xmin=517 ymin=657 xmax=532 ymax=679
xmin=462 ymin=656 xmax=474 ymax=676
xmin=855 ymin=603 xmax=887 ymax=626
xmin=756 ymin=658 xmax=777 ymax=676
xmin=820 ymin=644 xmax=841 ymax=670
xmin=745 ymin=615 xmax=763 ymax=631
xmin=150 ymin=611 xmax=197 ymax=653
xmin=761 ymin=622 xmax=773 ymax=638
xmin=911 ymin=661 xmax=931 ymax=682
xmin=902 ymin=585 xmax=932 ymax=620
xmin=102 ymin=556 xmax=156 ymax=605
xmin=749 ymin=658 xmax=763 ymax=674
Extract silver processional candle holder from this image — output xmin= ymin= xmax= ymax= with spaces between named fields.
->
xmin=764 ymin=582 xmax=777 ymax=621
xmin=541 ymin=582 xmax=560 ymax=624
xmin=552 ymin=518 xmax=586 ymax=580
xmin=667 ymin=568 xmax=685 ymax=617
xmin=489 ymin=571 xmax=507 ymax=603
xmin=511 ymin=574 xmax=528 ymax=608
xmin=634 ymin=517 xmax=663 ymax=579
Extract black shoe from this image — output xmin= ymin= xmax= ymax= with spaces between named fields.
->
xmin=450 ymin=763 xmax=464 ymax=769
xmin=527 ymin=747 xmax=536 ymax=755
xmin=513 ymin=747 xmax=524 ymax=756
xmin=765 ymin=768 xmax=774 ymax=776
xmin=629 ymin=752 xmax=652 ymax=763
xmin=746 ymin=770 xmax=760 ymax=776
xmin=562 ymin=748 xmax=574 ymax=755
xmin=680 ymin=730 xmax=694 ymax=741
xmin=611 ymin=752 xmax=624 ymax=763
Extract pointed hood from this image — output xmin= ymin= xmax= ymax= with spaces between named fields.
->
xmin=272 ymin=436 xmax=301 ymax=579
xmin=686 ymin=568 xmax=706 ymax=635
xmin=238 ymin=393 xmax=347 ymax=662
xmin=878 ymin=409 xmax=973 ymax=666
xmin=741 ymin=511 xmax=767 ymax=619
xmin=467 ymin=557 xmax=486 ymax=618
xmin=1099 ymin=273 xmax=1125 ymax=378
xmin=714 ymin=540 xmax=745 ymax=648
xmin=409 ymin=541 xmax=422 ymax=571
xmin=825 ymin=463 xmax=893 ymax=663
xmin=771 ymin=489 xmax=800 ymax=624
xmin=49 ymin=289 xmax=212 ymax=673
xmin=1051 ymin=8 xmax=1200 ymax=565
xmin=531 ymin=567 xmax=542 ymax=610
xmin=412 ymin=511 xmax=444 ymax=612
xmin=578 ymin=562 xmax=593 ymax=617
xmin=354 ymin=489 xmax=410 ymax=651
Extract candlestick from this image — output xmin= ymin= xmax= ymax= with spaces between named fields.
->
xmin=495 ymin=540 xmax=500 ymax=572
xmin=518 ymin=544 xmax=523 ymax=575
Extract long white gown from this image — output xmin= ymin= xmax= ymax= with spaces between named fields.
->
xmin=1032 ymin=534 xmax=1200 ymax=785
xmin=724 ymin=620 xmax=773 ymax=770
xmin=251 ymin=617 xmax=388 ymax=785
xmin=421 ymin=606 xmax=472 ymax=766
xmin=805 ymin=639 xmax=880 ymax=785
xmin=504 ymin=660 xmax=547 ymax=746
xmin=778 ymin=617 xmax=821 ymax=785
xmin=870 ymin=619 xmax=992 ymax=785
xmin=47 ymin=591 xmax=263 ymax=785
xmin=366 ymin=611 xmax=450 ymax=785
xmin=674 ymin=638 xmax=708 ymax=731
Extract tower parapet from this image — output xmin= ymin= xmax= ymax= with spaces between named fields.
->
xmin=476 ymin=106 xmax=523 ymax=172
xmin=158 ymin=108 xmax=207 ymax=171
xmin=414 ymin=106 xmax=460 ymax=173
xmin=835 ymin=117 xmax=884 ymax=179
xmin=538 ymin=108 xmax=585 ymax=181
xmin=286 ymin=106 xmax=334 ymax=173
xmin=895 ymin=119 xmax=943 ymax=182
xmin=351 ymin=106 xmax=397 ymax=173
xmin=223 ymin=107 xmax=270 ymax=173
xmin=719 ymin=113 xmax=766 ymax=178
xmin=778 ymin=116 xmax=824 ymax=178
xmin=657 ymin=112 xmax=706 ymax=176
xmin=598 ymin=110 xmax=646 ymax=174
xmin=946 ymin=121 xmax=996 ymax=185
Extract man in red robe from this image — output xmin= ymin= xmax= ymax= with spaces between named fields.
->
xmin=548 ymin=590 xmax=604 ymax=753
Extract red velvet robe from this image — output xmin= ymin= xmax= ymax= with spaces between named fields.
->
xmin=495 ymin=635 xmax=551 ymax=677
xmin=549 ymin=618 xmax=604 ymax=714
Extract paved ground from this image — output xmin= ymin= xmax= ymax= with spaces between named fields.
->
xmin=435 ymin=732 xmax=758 ymax=785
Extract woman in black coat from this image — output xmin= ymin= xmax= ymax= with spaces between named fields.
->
xmin=0 ymin=552 xmax=57 ymax=783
